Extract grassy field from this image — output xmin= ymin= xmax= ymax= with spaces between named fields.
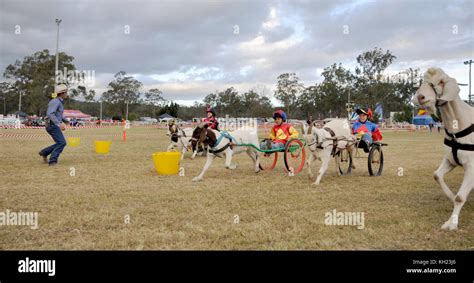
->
xmin=0 ymin=126 xmax=472 ymax=250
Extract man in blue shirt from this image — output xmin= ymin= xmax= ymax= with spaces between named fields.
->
xmin=39 ymin=84 xmax=69 ymax=166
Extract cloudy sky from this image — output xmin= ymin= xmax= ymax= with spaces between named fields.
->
xmin=1 ymin=0 xmax=473 ymax=104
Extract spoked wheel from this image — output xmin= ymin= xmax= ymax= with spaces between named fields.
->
xmin=368 ymin=145 xmax=384 ymax=176
xmin=259 ymin=152 xmax=278 ymax=171
xmin=284 ymin=139 xmax=306 ymax=174
xmin=336 ymin=148 xmax=353 ymax=176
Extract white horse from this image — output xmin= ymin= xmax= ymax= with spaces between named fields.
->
xmin=416 ymin=67 xmax=474 ymax=230
xmin=302 ymin=119 xmax=355 ymax=186
xmin=190 ymin=125 xmax=262 ymax=182
xmin=167 ymin=122 xmax=202 ymax=160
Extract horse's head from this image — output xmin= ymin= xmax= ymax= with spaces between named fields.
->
xmin=301 ymin=120 xmax=319 ymax=151
xmin=168 ymin=121 xmax=180 ymax=142
xmin=168 ymin=120 xmax=178 ymax=132
xmin=415 ymin=67 xmax=460 ymax=114
xmin=190 ymin=123 xmax=217 ymax=152
xmin=312 ymin=127 xmax=323 ymax=147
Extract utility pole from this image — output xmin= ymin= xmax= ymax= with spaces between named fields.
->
xmin=18 ymin=89 xmax=21 ymax=112
xmin=126 ymin=101 xmax=129 ymax=121
xmin=55 ymin=19 xmax=62 ymax=82
xmin=464 ymin=60 xmax=473 ymax=104
xmin=99 ymin=99 xmax=103 ymax=122
xmin=346 ymin=90 xmax=354 ymax=120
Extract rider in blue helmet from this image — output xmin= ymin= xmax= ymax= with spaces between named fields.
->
xmin=260 ymin=110 xmax=298 ymax=151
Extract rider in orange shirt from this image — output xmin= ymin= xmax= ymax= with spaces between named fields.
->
xmin=260 ymin=110 xmax=299 ymax=150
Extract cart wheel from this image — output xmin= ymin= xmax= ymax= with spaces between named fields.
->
xmin=284 ymin=139 xmax=306 ymax=174
xmin=260 ymin=152 xmax=278 ymax=171
xmin=336 ymin=148 xmax=352 ymax=176
xmin=368 ymin=145 xmax=384 ymax=176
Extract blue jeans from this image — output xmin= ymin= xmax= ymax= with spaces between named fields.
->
xmin=358 ymin=133 xmax=373 ymax=153
xmin=40 ymin=124 xmax=67 ymax=164
xmin=260 ymin=141 xmax=285 ymax=150
xmin=360 ymin=133 xmax=373 ymax=145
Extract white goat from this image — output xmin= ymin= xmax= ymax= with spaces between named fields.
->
xmin=416 ymin=67 xmax=474 ymax=230
xmin=166 ymin=123 xmax=196 ymax=160
xmin=302 ymin=119 xmax=355 ymax=186
xmin=190 ymin=125 xmax=262 ymax=182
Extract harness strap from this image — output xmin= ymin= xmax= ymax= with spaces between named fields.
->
xmin=444 ymin=124 xmax=474 ymax=139
xmin=444 ymin=138 xmax=474 ymax=166
xmin=207 ymin=131 xmax=237 ymax=155
xmin=213 ymin=131 xmax=236 ymax=146
xmin=323 ymin=127 xmax=337 ymax=156
xmin=429 ymin=83 xmax=446 ymax=122
xmin=209 ymin=143 xmax=231 ymax=155
xmin=323 ymin=127 xmax=336 ymax=137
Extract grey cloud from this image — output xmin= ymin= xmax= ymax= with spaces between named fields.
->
xmin=1 ymin=0 xmax=472 ymax=101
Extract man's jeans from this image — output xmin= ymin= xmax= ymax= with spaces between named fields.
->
xmin=40 ymin=124 xmax=67 ymax=164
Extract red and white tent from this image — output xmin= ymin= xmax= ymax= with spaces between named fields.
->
xmin=63 ymin=109 xmax=92 ymax=119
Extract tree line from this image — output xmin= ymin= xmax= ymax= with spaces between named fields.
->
xmin=1 ymin=47 xmax=422 ymax=122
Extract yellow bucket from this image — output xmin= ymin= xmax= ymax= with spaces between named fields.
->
xmin=67 ymin=137 xmax=80 ymax=147
xmin=94 ymin=140 xmax=111 ymax=154
xmin=152 ymin=152 xmax=181 ymax=175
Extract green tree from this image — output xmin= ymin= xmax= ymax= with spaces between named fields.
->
xmin=241 ymin=90 xmax=273 ymax=117
xmin=3 ymin=49 xmax=75 ymax=115
xmin=0 ymin=82 xmax=14 ymax=115
xmin=355 ymin=47 xmax=397 ymax=81
xmin=393 ymin=104 xmax=415 ymax=123
xmin=353 ymin=48 xmax=397 ymax=119
xmin=144 ymin=88 xmax=165 ymax=117
xmin=297 ymin=85 xmax=322 ymax=120
xmin=319 ymin=64 xmax=354 ymax=118
xmin=84 ymin=89 xmax=96 ymax=102
xmin=159 ymin=102 xmax=179 ymax=117
xmin=144 ymin=88 xmax=164 ymax=106
xmin=102 ymin=71 xmax=143 ymax=117
xmin=218 ymin=87 xmax=242 ymax=117
xmin=203 ymin=87 xmax=242 ymax=117
xmin=179 ymin=102 xmax=205 ymax=120
xmin=203 ymin=92 xmax=218 ymax=108
xmin=274 ymin=73 xmax=303 ymax=116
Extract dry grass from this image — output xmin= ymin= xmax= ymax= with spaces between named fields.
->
xmin=0 ymin=126 xmax=472 ymax=250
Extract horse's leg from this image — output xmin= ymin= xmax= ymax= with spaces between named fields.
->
xmin=191 ymin=143 xmax=199 ymax=159
xmin=246 ymin=148 xmax=261 ymax=173
xmin=334 ymin=148 xmax=341 ymax=176
xmin=167 ymin=142 xmax=175 ymax=152
xmin=180 ymin=145 xmax=186 ymax=161
xmin=306 ymin=151 xmax=317 ymax=179
xmin=441 ymin=165 xmax=473 ymax=230
xmin=225 ymin=148 xmax=236 ymax=170
xmin=201 ymin=144 xmax=207 ymax=156
xmin=192 ymin=152 xmax=215 ymax=182
xmin=256 ymin=151 xmax=263 ymax=172
xmin=312 ymin=148 xmax=331 ymax=186
xmin=434 ymin=156 xmax=456 ymax=201
xmin=349 ymin=144 xmax=356 ymax=169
